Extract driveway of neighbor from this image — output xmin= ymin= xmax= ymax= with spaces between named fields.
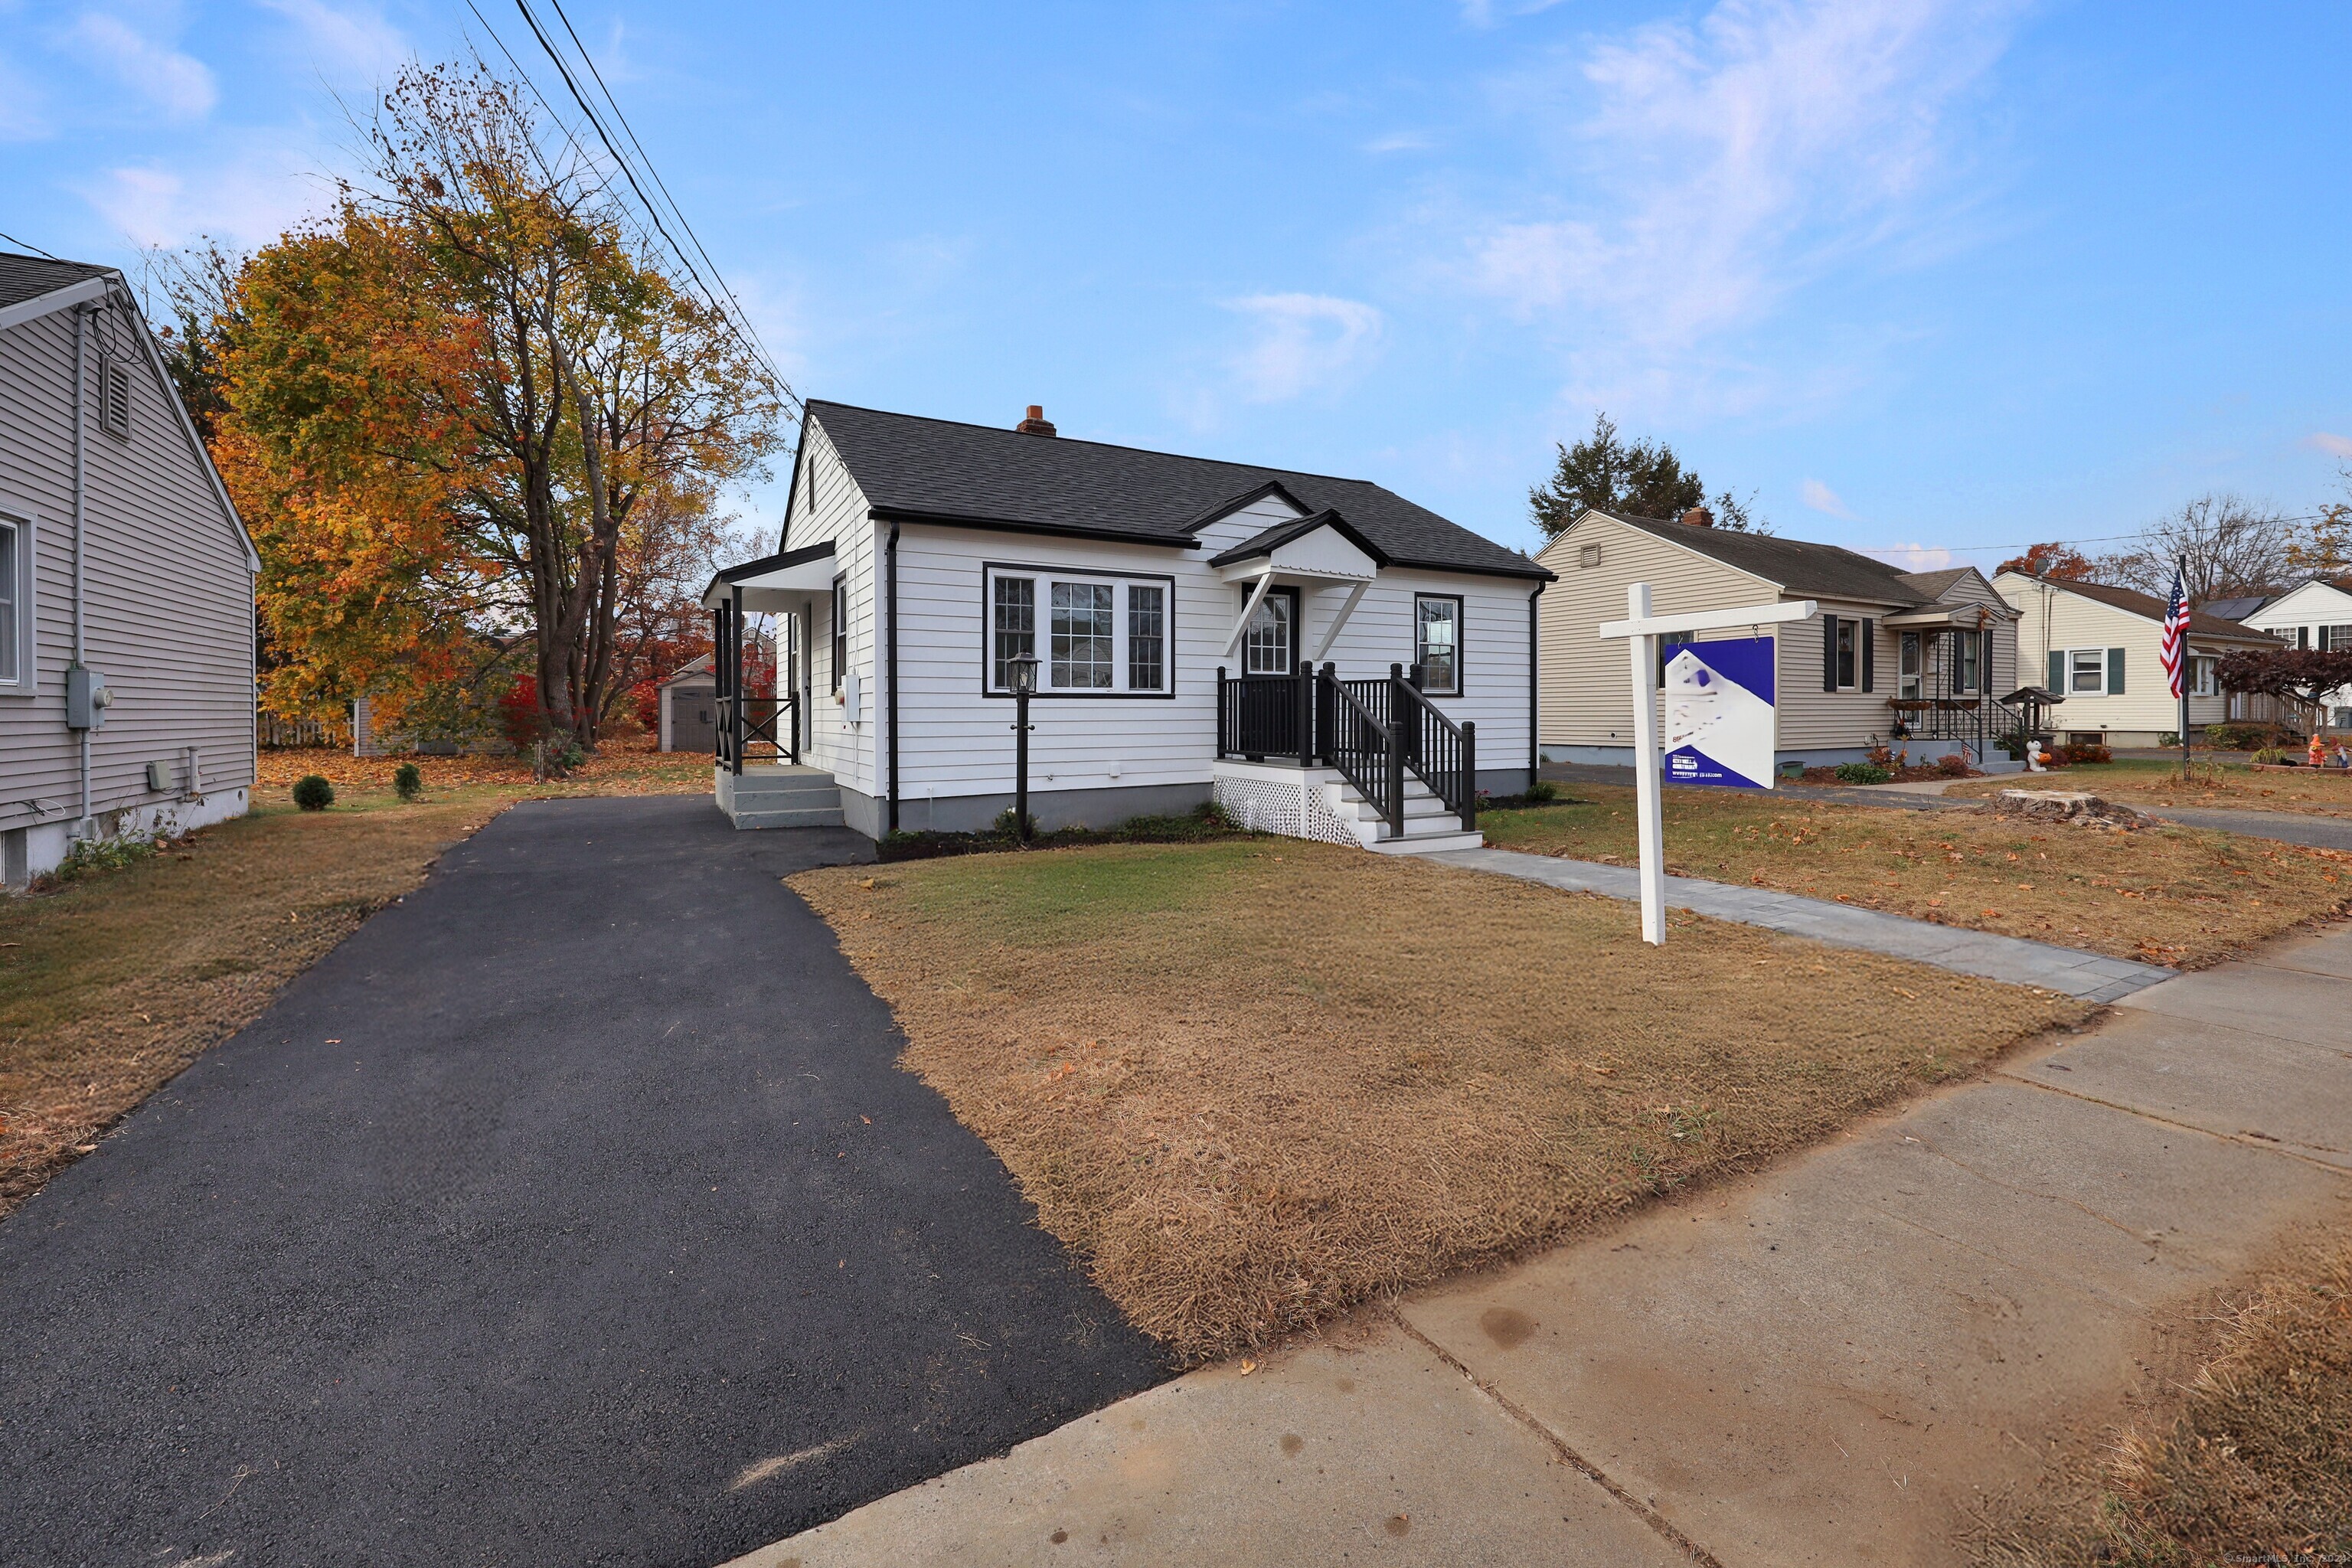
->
xmin=735 ymin=921 xmax=2352 ymax=1568
xmin=0 ymin=796 xmax=1164 ymax=1568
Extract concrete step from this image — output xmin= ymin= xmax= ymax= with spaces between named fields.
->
xmin=1365 ymin=828 xmax=1485 ymax=855
xmin=730 ymin=805 xmax=847 ymax=831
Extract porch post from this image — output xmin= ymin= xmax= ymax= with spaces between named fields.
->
xmin=1386 ymin=664 xmax=1406 ymax=838
xmin=729 ymin=584 xmax=745 ymax=778
xmin=1297 ymin=657 xmax=1315 ymax=768
xmin=1461 ymin=720 xmax=1476 ymax=831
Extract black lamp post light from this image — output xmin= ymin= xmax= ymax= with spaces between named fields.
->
xmin=1010 ymin=652 xmax=1040 ymax=844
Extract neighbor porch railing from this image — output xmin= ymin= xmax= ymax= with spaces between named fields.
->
xmin=1886 ymin=693 xmax=2026 ymax=763
xmin=1216 ymin=663 xmax=1475 ymax=838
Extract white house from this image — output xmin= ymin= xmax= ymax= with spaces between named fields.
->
xmin=1993 ymin=573 xmax=2281 ymax=746
xmin=1537 ymin=508 xmax=2024 ymax=769
xmin=2 ymin=252 xmax=260 ymax=889
xmin=2235 ymin=577 xmax=2352 ymax=729
xmin=701 ymin=401 xmax=1551 ymax=851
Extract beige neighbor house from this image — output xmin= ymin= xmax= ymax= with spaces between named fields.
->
xmin=1538 ymin=508 xmax=2023 ymax=770
xmin=1993 ymin=573 xmax=2282 ymax=748
xmin=1 ymin=253 xmax=259 ymax=890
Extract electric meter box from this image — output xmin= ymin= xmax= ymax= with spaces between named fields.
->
xmin=66 ymin=665 xmax=112 ymax=730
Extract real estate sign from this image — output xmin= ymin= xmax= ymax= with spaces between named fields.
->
xmin=1664 ymin=637 xmax=1775 ymax=789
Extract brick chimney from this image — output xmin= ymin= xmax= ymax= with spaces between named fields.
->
xmin=1681 ymin=505 xmax=1714 ymax=528
xmin=1015 ymin=403 xmax=1057 ymax=436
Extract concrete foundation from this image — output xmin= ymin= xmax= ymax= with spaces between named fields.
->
xmin=3 ymin=786 xmax=250 ymax=891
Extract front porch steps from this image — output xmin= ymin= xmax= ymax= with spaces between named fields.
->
xmin=1210 ymin=759 xmax=1482 ymax=855
xmin=1337 ymin=775 xmax=1485 ymax=854
xmin=714 ymin=764 xmax=844 ymax=830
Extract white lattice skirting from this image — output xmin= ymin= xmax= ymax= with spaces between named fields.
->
xmin=1211 ymin=763 xmax=1361 ymax=848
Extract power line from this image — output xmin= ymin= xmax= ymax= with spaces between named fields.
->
xmin=0 ymin=228 xmax=64 ymax=260
xmin=539 ymin=0 xmax=790 ymax=411
xmin=1853 ymin=514 xmax=2337 ymax=560
xmin=507 ymin=0 xmax=793 ymax=407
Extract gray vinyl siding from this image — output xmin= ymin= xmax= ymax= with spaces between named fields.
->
xmin=1533 ymin=514 xmax=1764 ymax=747
xmin=0 ymin=296 xmax=255 ymax=833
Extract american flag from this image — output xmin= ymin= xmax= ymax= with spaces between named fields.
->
xmin=2159 ymin=559 xmax=2190 ymax=700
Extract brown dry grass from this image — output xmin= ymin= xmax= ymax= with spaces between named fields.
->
xmin=1966 ymin=1223 xmax=2352 ymax=1566
xmin=791 ymin=840 xmax=2086 ymax=1364
xmin=1949 ymin=757 xmax=2352 ymax=818
xmin=1485 ymin=786 xmax=2352 ymax=968
xmin=1 ymin=753 xmax=707 ymax=1220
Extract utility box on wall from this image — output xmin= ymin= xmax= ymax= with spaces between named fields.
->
xmin=66 ymin=665 xmax=112 ymax=730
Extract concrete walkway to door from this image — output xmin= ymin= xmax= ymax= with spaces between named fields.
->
xmin=730 ymin=920 xmax=2352 ymax=1568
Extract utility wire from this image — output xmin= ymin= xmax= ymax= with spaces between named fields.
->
xmin=1853 ymin=514 xmax=2338 ymax=559
xmin=539 ymin=0 xmax=791 ymax=410
xmin=508 ymin=0 xmax=793 ymax=406
xmin=0 ymin=228 xmax=64 ymax=260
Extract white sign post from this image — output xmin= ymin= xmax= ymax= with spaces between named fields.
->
xmin=1598 ymin=584 xmax=1818 ymax=946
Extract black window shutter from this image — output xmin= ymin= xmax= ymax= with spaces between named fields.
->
xmin=1823 ymin=616 xmax=1839 ymax=691
xmin=1860 ymin=619 xmax=1876 ymax=692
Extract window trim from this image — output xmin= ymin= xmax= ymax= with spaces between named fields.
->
xmin=2066 ymin=645 xmax=2107 ymax=696
xmin=1834 ymin=617 xmax=1859 ymax=691
xmin=831 ymin=577 xmax=846 ymax=694
xmin=2189 ymin=655 xmax=2219 ymax=697
xmin=1413 ymin=593 xmax=1465 ymax=696
xmin=0 ymin=505 xmax=33 ymax=697
xmin=978 ymin=561 xmax=1178 ymax=700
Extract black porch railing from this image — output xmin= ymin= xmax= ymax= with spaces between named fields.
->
xmin=1216 ymin=663 xmax=1475 ymax=837
xmin=714 ymin=587 xmax=799 ymax=775
xmin=1886 ymin=692 xmax=2025 ymax=763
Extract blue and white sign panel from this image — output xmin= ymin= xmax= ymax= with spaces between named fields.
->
xmin=1663 ymin=637 xmax=1775 ymax=789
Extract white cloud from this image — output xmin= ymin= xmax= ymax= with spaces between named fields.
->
xmin=1868 ymin=542 xmax=1953 ymax=571
xmin=1459 ymin=0 xmax=1572 ymax=28
xmin=1223 ymin=292 xmax=1384 ymax=402
xmin=254 ymin=0 xmax=406 ymax=82
xmin=2304 ymin=431 xmax=2352 ymax=459
xmin=1468 ymin=0 xmax=2026 ymax=351
xmin=67 ymin=11 xmax=217 ymax=120
xmin=1800 ymin=477 xmax=1852 ymax=517
xmin=84 ymin=143 xmax=329 ymax=250
xmin=1364 ymin=131 xmax=1434 ymax=154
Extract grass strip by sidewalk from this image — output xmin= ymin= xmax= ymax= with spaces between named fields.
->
xmin=1483 ymin=786 xmax=2350 ymax=968
xmin=1968 ymin=1224 xmax=2352 ymax=1566
xmin=792 ymin=840 xmax=2086 ymax=1363
xmin=1948 ymin=756 xmax=2352 ymax=818
xmin=0 ymin=750 xmax=708 ymax=1220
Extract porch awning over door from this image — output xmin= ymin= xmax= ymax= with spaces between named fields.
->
xmin=701 ymin=541 xmax=837 ymax=612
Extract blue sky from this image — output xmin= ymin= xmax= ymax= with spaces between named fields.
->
xmin=5 ymin=1 xmax=2348 ymax=571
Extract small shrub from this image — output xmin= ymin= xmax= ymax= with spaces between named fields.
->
xmin=1524 ymin=777 xmax=1560 ymax=802
xmin=1834 ymin=762 xmax=1893 ymax=785
xmin=392 ymin=762 xmax=423 ymax=801
xmin=2156 ymin=731 xmax=2180 ymax=749
xmin=1864 ymin=744 xmax=1896 ymax=769
xmin=2251 ymin=747 xmax=2291 ymax=766
xmin=557 ymin=741 xmax=586 ymax=771
xmin=2207 ymin=722 xmax=2301 ymax=752
xmin=32 ymin=833 xmax=158 ymax=890
xmin=292 ymin=775 xmax=335 ymax=811
xmin=1935 ymin=752 xmax=1971 ymax=777
xmin=2060 ymin=742 xmax=2112 ymax=765
xmin=990 ymin=805 xmax=1037 ymax=839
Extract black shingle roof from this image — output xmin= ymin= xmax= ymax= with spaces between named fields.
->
xmin=802 ymin=400 xmax=1550 ymax=580
xmin=0 ymin=251 xmax=115 ymax=312
xmin=1597 ymin=510 xmax=1932 ymax=606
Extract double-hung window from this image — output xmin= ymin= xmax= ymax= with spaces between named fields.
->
xmin=1414 ymin=594 xmax=1462 ymax=694
xmin=2069 ymin=648 xmax=2107 ymax=694
xmin=0 ymin=514 xmax=23 ymax=689
xmin=831 ymin=578 xmax=847 ymax=693
xmin=985 ymin=565 xmax=1172 ymax=694
xmin=2190 ymin=655 xmax=2219 ymax=697
xmin=1955 ymin=630 xmax=1981 ymax=694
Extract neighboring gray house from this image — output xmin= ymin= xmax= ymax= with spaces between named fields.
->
xmin=657 ymin=652 xmax=717 ymax=753
xmin=1 ymin=252 xmax=260 ymax=888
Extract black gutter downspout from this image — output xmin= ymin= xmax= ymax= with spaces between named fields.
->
xmin=884 ymin=520 xmax=901 ymax=834
xmin=1527 ymin=581 xmax=1546 ymax=780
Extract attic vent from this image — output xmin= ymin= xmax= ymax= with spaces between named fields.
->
xmin=1578 ymin=544 xmax=1602 ymax=569
xmin=100 ymin=361 xmax=131 ymax=440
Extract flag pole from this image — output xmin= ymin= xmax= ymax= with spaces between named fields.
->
xmin=2177 ymin=557 xmax=2191 ymax=782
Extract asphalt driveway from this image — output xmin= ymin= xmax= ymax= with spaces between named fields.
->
xmin=0 ymin=796 xmax=1165 ymax=1567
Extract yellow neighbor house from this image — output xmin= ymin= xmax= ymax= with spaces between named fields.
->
xmin=1991 ymin=573 xmax=2280 ymax=746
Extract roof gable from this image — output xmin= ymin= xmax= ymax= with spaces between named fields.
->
xmin=798 ymin=400 xmax=1550 ymax=581
xmin=1207 ymin=508 xmax=1388 ymax=576
xmin=2248 ymin=577 xmax=2352 ymax=621
xmin=1589 ymin=508 xmax=1930 ymax=607
xmin=1994 ymin=572 xmax=2281 ymax=642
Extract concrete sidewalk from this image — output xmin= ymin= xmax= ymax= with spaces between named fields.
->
xmin=1430 ymin=845 xmax=2171 ymax=1003
xmin=727 ymin=923 xmax=2352 ymax=1568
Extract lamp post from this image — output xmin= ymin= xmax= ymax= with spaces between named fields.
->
xmin=1010 ymin=652 xmax=1040 ymax=844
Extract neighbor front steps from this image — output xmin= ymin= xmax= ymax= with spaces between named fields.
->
xmin=714 ymin=765 xmax=844 ymax=830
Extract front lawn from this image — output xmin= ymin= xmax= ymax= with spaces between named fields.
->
xmin=1482 ymin=786 xmax=2350 ymax=967
xmin=1946 ymin=756 xmax=2352 ymax=818
xmin=0 ymin=753 xmax=710 ymax=1219
xmin=790 ymin=841 xmax=2083 ymax=1363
